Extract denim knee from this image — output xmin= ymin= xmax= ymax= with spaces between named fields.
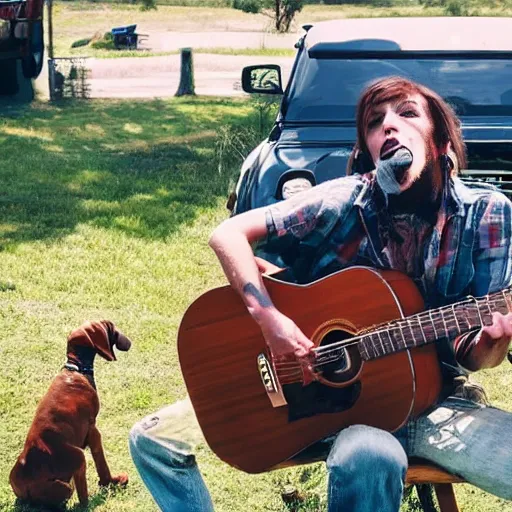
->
xmin=129 ymin=419 xmax=154 ymax=464
xmin=326 ymin=425 xmax=407 ymax=512
xmin=129 ymin=417 xmax=196 ymax=469
xmin=327 ymin=424 xmax=407 ymax=478
xmin=129 ymin=418 xmax=214 ymax=512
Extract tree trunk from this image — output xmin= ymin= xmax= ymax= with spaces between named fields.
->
xmin=274 ymin=0 xmax=282 ymax=32
xmin=175 ymin=48 xmax=195 ymax=97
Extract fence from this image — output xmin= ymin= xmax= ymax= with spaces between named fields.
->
xmin=48 ymin=57 xmax=90 ymax=100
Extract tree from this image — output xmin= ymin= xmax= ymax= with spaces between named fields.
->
xmin=139 ymin=0 xmax=157 ymax=11
xmin=233 ymin=0 xmax=303 ymax=33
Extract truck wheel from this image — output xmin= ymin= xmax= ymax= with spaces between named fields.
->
xmin=22 ymin=20 xmax=44 ymax=79
xmin=0 ymin=59 xmax=19 ymax=95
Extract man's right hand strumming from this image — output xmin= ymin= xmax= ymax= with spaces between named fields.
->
xmin=255 ymin=308 xmax=316 ymax=385
xmin=208 ymin=207 xmax=316 ymax=385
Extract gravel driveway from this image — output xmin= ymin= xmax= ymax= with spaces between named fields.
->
xmin=88 ymin=53 xmax=293 ymax=98
xmin=36 ymin=31 xmax=296 ymax=99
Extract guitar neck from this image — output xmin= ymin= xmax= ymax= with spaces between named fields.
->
xmin=358 ymin=288 xmax=512 ymax=361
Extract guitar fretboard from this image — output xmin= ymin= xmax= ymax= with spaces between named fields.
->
xmin=358 ymin=289 xmax=512 ymax=361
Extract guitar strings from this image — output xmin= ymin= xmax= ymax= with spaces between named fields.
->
xmin=276 ymin=296 xmax=507 ymax=369
xmin=311 ymin=294 xmax=506 ymax=358
xmin=272 ymin=294 xmax=508 ymax=376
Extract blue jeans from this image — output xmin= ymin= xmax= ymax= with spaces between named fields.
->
xmin=129 ymin=399 xmax=214 ymax=512
xmin=129 ymin=395 xmax=512 ymax=512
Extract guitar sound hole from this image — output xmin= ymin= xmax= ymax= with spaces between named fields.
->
xmin=317 ymin=329 xmax=354 ymax=383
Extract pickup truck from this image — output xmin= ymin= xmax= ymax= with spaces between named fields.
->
xmin=0 ymin=0 xmax=44 ymax=94
xmin=232 ymin=17 xmax=512 ymax=216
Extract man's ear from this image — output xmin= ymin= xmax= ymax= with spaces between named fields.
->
xmin=439 ymin=141 xmax=459 ymax=174
xmin=439 ymin=141 xmax=451 ymax=156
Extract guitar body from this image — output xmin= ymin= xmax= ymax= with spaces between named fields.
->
xmin=178 ymin=266 xmax=443 ymax=474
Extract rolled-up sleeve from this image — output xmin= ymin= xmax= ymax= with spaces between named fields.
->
xmin=264 ymin=177 xmax=363 ymax=249
xmin=259 ymin=176 xmax=364 ymax=282
xmin=472 ymin=192 xmax=512 ymax=297
xmin=454 ymin=193 xmax=512 ymax=371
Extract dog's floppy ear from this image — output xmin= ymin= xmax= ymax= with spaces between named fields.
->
xmin=100 ymin=320 xmax=132 ymax=354
xmin=67 ymin=321 xmax=116 ymax=361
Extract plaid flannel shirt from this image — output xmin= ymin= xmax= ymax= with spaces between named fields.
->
xmin=259 ymin=172 xmax=512 ymax=381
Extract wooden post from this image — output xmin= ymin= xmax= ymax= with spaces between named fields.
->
xmin=175 ymin=47 xmax=195 ymax=96
xmin=47 ymin=0 xmax=54 ymax=59
xmin=47 ymin=0 xmax=55 ymax=100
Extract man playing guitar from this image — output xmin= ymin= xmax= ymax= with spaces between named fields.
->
xmin=130 ymin=77 xmax=512 ymax=511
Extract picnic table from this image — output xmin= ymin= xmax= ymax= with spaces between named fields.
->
xmin=111 ymin=24 xmax=147 ymax=50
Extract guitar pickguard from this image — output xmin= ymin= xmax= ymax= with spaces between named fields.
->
xmin=284 ymin=381 xmax=361 ymax=422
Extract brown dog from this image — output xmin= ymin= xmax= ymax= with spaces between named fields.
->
xmin=9 ymin=320 xmax=132 ymax=507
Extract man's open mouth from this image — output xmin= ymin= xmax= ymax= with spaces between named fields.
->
xmin=379 ymin=141 xmax=413 ymax=186
xmin=380 ymin=138 xmax=402 ymax=160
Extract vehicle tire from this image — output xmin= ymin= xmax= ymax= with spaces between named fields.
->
xmin=0 ymin=59 xmax=19 ymax=95
xmin=22 ymin=20 xmax=44 ymax=79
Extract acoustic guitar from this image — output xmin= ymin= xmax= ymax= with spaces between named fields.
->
xmin=178 ymin=265 xmax=508 ymax=474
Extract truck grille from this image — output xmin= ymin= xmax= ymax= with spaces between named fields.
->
xmin=461 ymin=169 xmax=512 ymax=199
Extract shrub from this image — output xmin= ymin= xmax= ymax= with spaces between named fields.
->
xmin=140 ymin=0 xmax=157 ymax=10
xmin=233 ymin=0 xmax=259 ymax=13
xmin=90 ymin=32 xmax=116 ymax=50
xmin=444 ymin=0 xmax=470 ymax=15
xmin=215 ymin=94 xmax=280 ymax=177
xmin=71 ymin=38 xmax=92 ymax=48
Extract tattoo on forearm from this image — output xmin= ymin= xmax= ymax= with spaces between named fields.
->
xmin=243 ymin=282 xmax=272 ymax=308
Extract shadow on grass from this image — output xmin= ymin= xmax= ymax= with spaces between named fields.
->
xmin=0 ymin=96 xmax=258 ymax=247
xmin=11 ymin=486 xmax=112 ymax=512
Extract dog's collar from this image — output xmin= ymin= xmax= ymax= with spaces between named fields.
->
xmin=63 ymin=362 xmax=94 ymax=375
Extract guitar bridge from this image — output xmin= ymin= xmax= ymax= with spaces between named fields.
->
xmin=257 ymin=353 xmax=287 ymax=408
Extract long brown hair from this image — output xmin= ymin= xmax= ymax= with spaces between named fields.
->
xmin=347 ymin=76 xmax=467 ymax=175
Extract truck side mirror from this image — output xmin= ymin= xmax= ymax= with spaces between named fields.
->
xmin=241 ymin=65 xmax=283 ymax=95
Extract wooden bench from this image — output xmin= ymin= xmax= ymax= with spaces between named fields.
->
xmin=406 ymin=459 xmax=464 ymax=512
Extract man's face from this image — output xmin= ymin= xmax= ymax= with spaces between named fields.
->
xmin=364 ymin=94 xmax=438 ymax=192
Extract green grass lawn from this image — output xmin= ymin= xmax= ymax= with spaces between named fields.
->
xmin=0 ymin=96 xmax=325 ymax=512
xmin=1 ymin=97 xmax=512 ymax=512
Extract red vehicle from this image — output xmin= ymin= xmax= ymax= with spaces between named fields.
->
xmin=0 ymin=0 xmax=44 ymax=94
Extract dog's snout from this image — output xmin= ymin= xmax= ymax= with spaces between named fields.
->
xmin=115 ymin=332 xmax=132 ymax=352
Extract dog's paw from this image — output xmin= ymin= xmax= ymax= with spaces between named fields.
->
xmin=78 ymin=496 xmax=89 ymax=508
xmin=101 ymin=473 xmax=129 ymax=487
